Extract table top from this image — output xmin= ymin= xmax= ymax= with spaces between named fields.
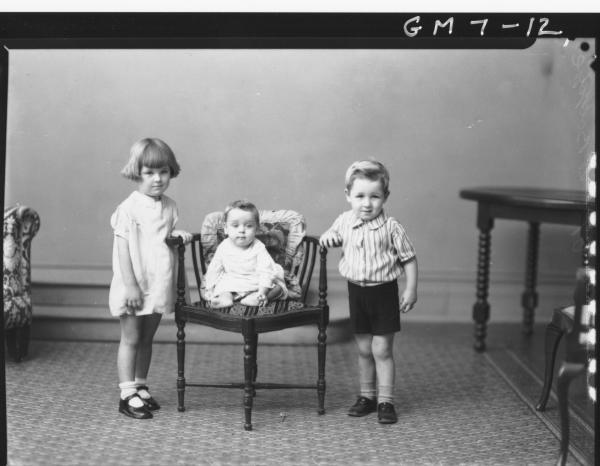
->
xmin=459 ymin=186 xmax=587 ymax=211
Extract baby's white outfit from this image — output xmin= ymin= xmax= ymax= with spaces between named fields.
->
xmin=109 ymin=190 xmax=179 ymax=317
xmin=204 ymin=238 xmax=288 ymax=300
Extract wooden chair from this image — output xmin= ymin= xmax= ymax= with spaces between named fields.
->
xmin=535 ymin=268 xmax=595 ymax=465
xmin=166 ymin=209 xmax=328 ymax=430
xmin=3 ymin=206 xmax=41 ymax=362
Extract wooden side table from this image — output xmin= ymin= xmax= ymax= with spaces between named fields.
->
xmin=459 ymin=187 xmax=587 ymax=351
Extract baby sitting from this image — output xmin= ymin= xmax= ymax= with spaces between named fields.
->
xmin=204 ymin=200 xmax=288 ymax=308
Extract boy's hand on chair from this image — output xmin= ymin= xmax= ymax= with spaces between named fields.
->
xmin=319 ymin=231 xmax=342 ymax=248
xmin=172 ymin=229 xmax=193 ymax=244
xmin=399 ymin=288 xmax=417 ymax=313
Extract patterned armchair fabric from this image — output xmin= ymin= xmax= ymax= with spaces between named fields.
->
xmin=199 ymin=209 xmax=306 ymax=300
xmin=3 ymin=205 xmax=41 ymax=329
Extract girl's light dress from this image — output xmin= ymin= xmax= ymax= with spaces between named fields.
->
xmin=109 ymin=191 xmax=179 ymax=317
xmin=204 ymin=238 xmax=288 ymax=300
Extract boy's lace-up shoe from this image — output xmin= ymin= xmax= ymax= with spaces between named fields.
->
xmin=377 ymin=402 xmax=398 ymax=424
xmin=348 ymin=396 xmax=378 ymax=417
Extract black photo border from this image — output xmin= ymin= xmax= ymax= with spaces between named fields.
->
xmin=0 ymin=12 xmax=598 ymax=466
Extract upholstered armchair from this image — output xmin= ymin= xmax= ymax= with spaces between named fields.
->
xmin=3 ymin=205 xmax=41 ymax=362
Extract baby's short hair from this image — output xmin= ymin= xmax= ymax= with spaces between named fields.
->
xmin=224 ymin=200 xmax=260 ymax=224
xmin=345 ymin=160 xmax=390 ymax=196
xmin=121 ymin=138 xmax=181 ymax=181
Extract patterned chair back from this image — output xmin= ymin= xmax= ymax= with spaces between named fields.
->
xmin=3 ymin=205 xmax=41 ymax=329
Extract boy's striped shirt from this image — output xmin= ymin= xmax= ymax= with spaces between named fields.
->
xmin=327 ymin=210 xmax=416 ymax=286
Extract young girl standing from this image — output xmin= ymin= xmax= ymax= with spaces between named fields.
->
xmin=109 ymin=138 xmax=192 ymax=419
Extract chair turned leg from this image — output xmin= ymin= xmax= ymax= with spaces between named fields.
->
xmin=555 ymin=362 xmax=585 ymax=466
xmin=176 ymin=319 xmax=186 ymax=412
xmin=535 ymin=321 xmax=564 ymax=411
xmin=5 ymin=325 xmax=30 ymax=362
xmin=243 ymin=325 xmax=256 ymax=431
xmin=251 ymin=333 xmax=258 ymax=397
xmin=317 ymin=323 xmax=327 ymax=415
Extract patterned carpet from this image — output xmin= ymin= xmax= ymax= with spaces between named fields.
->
xmin=4 ymin=323 xmax=595 ymax=465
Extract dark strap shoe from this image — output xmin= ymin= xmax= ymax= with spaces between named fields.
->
xmin=119 ymin=394 xmax=153 ymax=419
xmin=137 ymin=385 xmax=161 ymax=411
xmin=348 ymin=396 xmax=377 ymax=417
xmin=377 ymin=402 xmax=398 ymax=424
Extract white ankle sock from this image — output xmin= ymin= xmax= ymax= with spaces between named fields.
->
xmin=119 ymin=381 xmax=144 ymax=407
xmin=135 ymin=378 xmax=151 ymax=400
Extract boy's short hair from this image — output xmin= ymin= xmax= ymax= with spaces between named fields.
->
xmin=121 ymin=138 xmax=181 ymax=181
xmin=345 ymin=160 xmax=390 ymax=197
xmin=224 ymin=200 xmax=260 ymax=224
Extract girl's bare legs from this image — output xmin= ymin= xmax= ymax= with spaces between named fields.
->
xmin=118 ymin=314 xmax=142 ymax=384
xmin=117 ymin=315 xmax=146 ymax=410
xmin=134 ymin=313 xmax=162 ymax=380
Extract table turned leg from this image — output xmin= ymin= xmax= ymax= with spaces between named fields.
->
xmin=472 ymin=205 xmax=494 ymax=352
xmin=521 ymin=222 xmax=540 ymax=335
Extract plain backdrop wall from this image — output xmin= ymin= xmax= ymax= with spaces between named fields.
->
xmin=4 ymin=38 xmax=595 ymax=323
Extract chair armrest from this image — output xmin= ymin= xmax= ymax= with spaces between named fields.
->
xmin=165 ymin=233 xmax=202 ymax=246
xmin=165 ymin=233 xmax=202 ymax=307
xmin=310 ymin=236 xmax=329 ymax=309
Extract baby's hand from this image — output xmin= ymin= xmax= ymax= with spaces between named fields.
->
xmin=257 ymin=293 xmax=268 ymax=307
xmin=172 ymin=229 xmax=193 ymax=244
xmin=399 ymin=288 xmax=417 ymax=313
xmin=319 ymin=230 xmax=342 ymax=248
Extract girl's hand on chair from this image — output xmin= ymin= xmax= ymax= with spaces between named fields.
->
xmin=172 ymin=229 xmax=193 ymax=244
xmin=399 ymin=289 xmax=417 ymax=313
xmin=124 ymin=285 xmax=143 ymax=314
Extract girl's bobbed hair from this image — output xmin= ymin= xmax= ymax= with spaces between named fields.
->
xmin=121 ymin=138 xmax=181 ymax=181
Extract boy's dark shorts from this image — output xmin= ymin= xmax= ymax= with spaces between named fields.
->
xmin=347 ymin=280 xmax=400 ymax=335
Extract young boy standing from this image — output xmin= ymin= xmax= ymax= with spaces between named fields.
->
xmin=320 ymin=160 xmax=418 ymax=424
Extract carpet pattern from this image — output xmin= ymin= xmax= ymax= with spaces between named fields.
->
xmin=5 ymin=323 xmax=593 ymax=465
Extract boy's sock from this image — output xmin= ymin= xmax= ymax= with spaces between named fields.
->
xmin=119 ymin=381 xmax=144 ymax=407
xmin=135 ymin=377 xmax=151 ymax=400
xmin=360 ymin=381 xmax=377 ymax=400
xmin=377 ymin=384 xmax=394 ymax=405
